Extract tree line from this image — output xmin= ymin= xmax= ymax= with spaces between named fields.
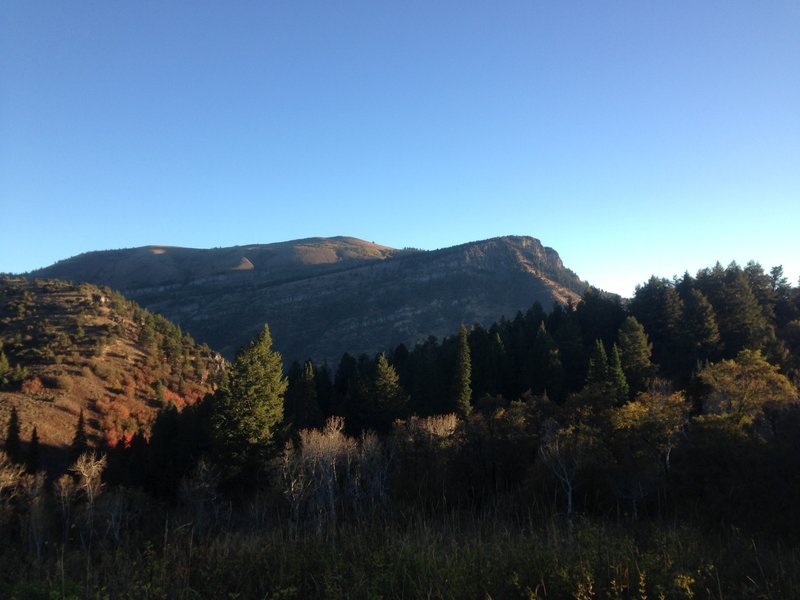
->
xmin=4 ymin=259 xmax=784 ymax=524
xmin=2 ymin=259 xmax=800 ymax=597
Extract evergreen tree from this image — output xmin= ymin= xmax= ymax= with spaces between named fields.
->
xmin=528 ymin=322 xmax=564 ymax=401
xmin=617 ymin=316 xmax=654 ymax=394
xmin=211 ymin=324 xmax=288 ymax=472
xmin=586 ymin=339 xmax=609 ymax=388
xmin=0 ymin=350 xmax=11 ymax=386
xmin=4 ymin=407 xmax=22 ymax=463
xmin=608 ymin=344 xmax=630 ymax=403
xmin=721 ymin=265 xmax=774 ymax=353
xmin=683 ymin=289 xmax=722 ymax=362
xmin=548 ymin=302 xmax=586 ymax=395
xmin=576 ymin=288 xmax=627 ymax=350
xmin=770 ymin=265 xmax=798 ymax=328
xmin=147 ymin=403 xmax=181 ymax=497
xmin=452 ymin=325 xmax=473 ymax=416
xmin=69 ymin=410 xmax=88 ymax=464
xmin=745 ymin=260 xmax=777 ymax=321
xmin=696 ymin=262 xmax=773 ymax=355
xmin=468 ymin=325 xmax=495 ymax=400
xmin=25 ymin=426 xmax=40 ymax=473
xmin=285 ymin=360 xmax=322 ymax=431
xmin=629 ymin=276 xmax=684 ymax=376
xmin=314 ymin=364 xmax=334 ymax=417
xmin=371 ymin=354 xmax=409 ymax=431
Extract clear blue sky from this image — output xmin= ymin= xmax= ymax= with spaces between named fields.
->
xmin=2 ymin=1 xmax=798 ymax=296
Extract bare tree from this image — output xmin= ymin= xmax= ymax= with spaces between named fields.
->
xmin=70 ymin=451 xmax=107 ymax=550
xmin=539 ymin=416 xmax=597 ymax=523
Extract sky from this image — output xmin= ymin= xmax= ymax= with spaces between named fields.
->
xmin=1 ymin=1 xmax=798 ymax=296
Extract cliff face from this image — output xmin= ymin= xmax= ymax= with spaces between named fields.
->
xmin=30 ymin=236 xmax=588 ymax=363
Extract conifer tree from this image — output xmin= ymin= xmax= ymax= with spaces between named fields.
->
xmin=371 ymin=354 xmax=409 ymax=431
xmin=608 ymin=344 xmax=630 ymax=403
xmin=285 ymin=360 xmax=322 ymax=431
xmin=5 ymin=407 xmax=22 ymax=463
xmin=452 ymin=325 xmax=472 ymax=416
xmin=211 ymin=324 xmax=288 ymax=471
xmin=586 ymin=339 xmax=609 ymax=387
xmin=529 ymin=322 xmax=564 ymax=401
xmin=26 ymin=426 xmax=40 ymax=473
xmin=0 ymin=350 xmax=11 ymax=386
xmin=720 ymin=266 xmax=774 ymax=353
xmin=683 ymin=289 xmax=721 ymax=361
xmin=70 ymin=410 xmax=88 ymax=464
xmin=629 ymin=277 xmax=685 ymax=375
xmin=696 ymin=263 xmax=773 ymax=355
xmin=617 ymin=316 xmax=654 ymax=393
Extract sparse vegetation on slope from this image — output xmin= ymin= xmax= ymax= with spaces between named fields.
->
xmin=0 ymin=277 xmax=223 ymax=464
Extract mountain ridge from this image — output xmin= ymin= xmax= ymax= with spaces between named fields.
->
xmin=28 ymin=235 xmax=589 ymax=362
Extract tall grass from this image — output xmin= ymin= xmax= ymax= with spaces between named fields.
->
xmin=2 ymin=502 xmax=799 ymax=599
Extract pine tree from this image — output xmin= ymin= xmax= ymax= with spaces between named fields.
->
xmin=211 ymin=324 xmax=288 ymax=471
xmin=452 ymin=325 xmax=472 ymax=416
xmin=5 ymin=407 xmax=22 ymax=463
xmin=683 ymin=289 xmax=721 ymax=361
xmin=529 ymin=322 xmax=564 ymax=401
xmin=285 ymin=360 xmax=322 ymax=431
xmin=629 ymin=277 xmax=685 ymax=375
xmin=586 ymin=339 xmax=609 ymax=387
xmin=608 ymin=344 xmax=630 ymax=403
xmin=25 ymin=426 xmax=40 ymax=473
xmin=69 ymin=410 xmax=88 ymax=464
xmin=0 ymin=350 xmax=11 ymax=386
xmin=720 ymin=265 xmax=774 ymax=353
xmin=697 ymin=263 xmax=773 ymax=355
xmin=617 ymin=316 xmax=654 ymax=393
xmin=371 ymin=353 xmax=409 ymax=431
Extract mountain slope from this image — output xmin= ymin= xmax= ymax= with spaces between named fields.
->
xmin=0 ymin=277 xmax=223 ymax=465
xmin=29 ymin=236 xmax=588 ymax=363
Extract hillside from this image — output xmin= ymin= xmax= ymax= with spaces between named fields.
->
xmin=29 ymin=235 xmax=589 ymax=363
xmin=0 ymin=277 xmax=223 ymax=466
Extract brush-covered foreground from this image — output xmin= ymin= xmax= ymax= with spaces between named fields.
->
xmin=1 ymin=500 xmax=798 ymax=600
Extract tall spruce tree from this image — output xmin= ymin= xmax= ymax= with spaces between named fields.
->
xmin=211 ymin=324 xmax=288 ymax=471
xmin=371 ymin=353 xmax=409 ymax=431
xmin=608 ymin=344 xmax=630 ymax=403
xmin=586 ymin=339 xmax=609 ymax=388
xmin=452 ymin=325 xmax=473 ymax=416
xmin=629 ymin=276 xmax=685 ymax=376
xmin=683 ymin=289 xmax=722 ymax=362
xmin=4 ymin=407 xmax=22 ymax=463
xmin=617 ymin=316 xmax=654 ymax=394
xmin=285 ymin=360 xmax=322 ymax=431
xmin=529 ymin=322 xmax=564 ymax=401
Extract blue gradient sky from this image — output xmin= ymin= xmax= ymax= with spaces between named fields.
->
xmin=2 ymin=1 xmax=798 ymax=296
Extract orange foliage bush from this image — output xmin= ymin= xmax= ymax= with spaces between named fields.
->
xmin=21 ymin=377 xmax=46 ymax=396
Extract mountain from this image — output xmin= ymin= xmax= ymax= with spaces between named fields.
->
xmin=28 ymin=236 xmax=588 ymax=363
xmin=0 ymin=277 xmax=223 ymax=468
